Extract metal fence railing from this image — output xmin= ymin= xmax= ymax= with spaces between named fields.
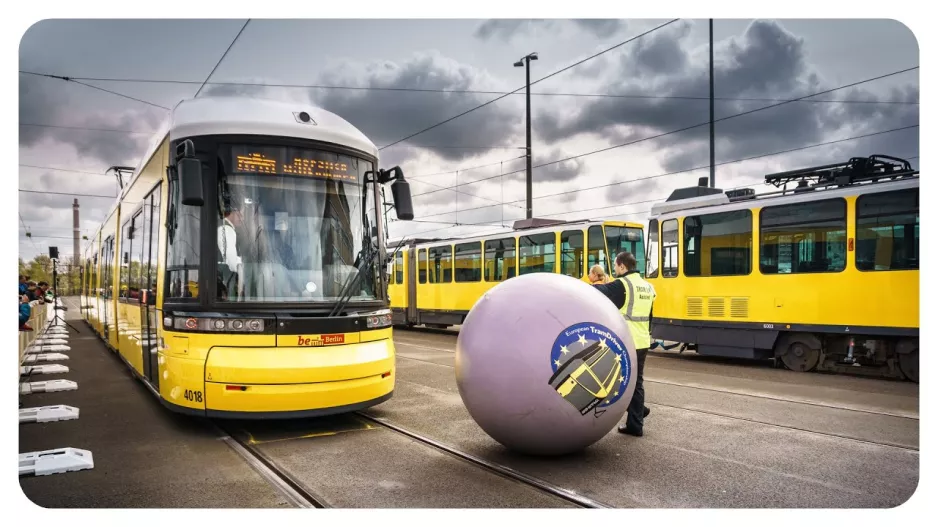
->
xmin=19 ymin=300 xmax=51 ymax=367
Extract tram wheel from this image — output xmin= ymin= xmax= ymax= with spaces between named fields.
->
xmin=898 ymin=348 xmax=919 ymax=383
xmin=778 ymin=336 xmax=820 ymax=372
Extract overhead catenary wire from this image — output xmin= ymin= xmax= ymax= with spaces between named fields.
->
xmin=194 ymin=19 xmax=251 ymax=98
xmin=19 ymin=189 xmax=116 ymax=199
xmin=378 ymin=19 xmax=682 ymax=151
xmin=410 ymin=66 xmax=920 ymax=201
xmin=20 ymin=71 xmax=170 ymax=110
xmin=413 ymin=123 xmax=919 ymax=221
xmin=19 ymin=76 xmax=918 ymax=106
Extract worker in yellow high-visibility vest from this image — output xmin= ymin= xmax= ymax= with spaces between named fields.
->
xmin=592 ymin=251 xmax=655 ymax=437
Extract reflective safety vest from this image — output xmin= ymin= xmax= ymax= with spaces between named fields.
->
xmin=617 ymin=273 xmax=656 ymax=349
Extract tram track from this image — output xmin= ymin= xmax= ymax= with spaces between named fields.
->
xmin=353 ymin=412 xmax=612 ymax=508
xmin=391 ymin=352 xmax=918 ymax=451
xmin=391 ymin=340 xmax=916 ymax=420
xmin=213 ymin=422 xmax=331 ymax=508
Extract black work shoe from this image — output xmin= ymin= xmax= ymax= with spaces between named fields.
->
xmin=643 ymin=407 xmax=650 ymax=418
xmin=617 ymin=425 xmax=643 ymax=437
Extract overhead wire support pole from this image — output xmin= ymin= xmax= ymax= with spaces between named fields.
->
xmin=515 ymin=52 xmax=538 ymax=219
xmin=709 ymin=18 xmax=716 ymax=188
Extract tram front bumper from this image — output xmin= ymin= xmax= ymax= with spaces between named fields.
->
xmin=202 ymin=339 xmax=395 ymax=416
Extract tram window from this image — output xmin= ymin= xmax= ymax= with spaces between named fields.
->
xmin=455 ymin=242 xmax=482 ymax=282
xmin=606 ymin=226 xmax=645 ymax=278
xmin=856 ymin=188 xmax=919 ymax=271
xmin=165 ymin=167 xmax=201 ymax=300
xmin=646 ymin=219 xmax=659 ymax=278
xmin=428 ymin=245 xmax=452 ymax=283
xmin=662 ymin=219 xmax=679 ymax=277
xmin=760 ymin=198 xmax=846 ymax=274
xmin=146 ymin=186 xmax=162 ymax=297
xmin=560 ymin=230 xmax=584 ymax=278
xmin=519 ymin=232 xmax=556 ymax=275
xmin=418 ymin=249 xmax=427 ymax=284
xmin=127 ymin=212 xmax=144 ymax=301
xmin=683 ymin=210 xmax=752 ymax=277
xmin=120 ymin=218 xmax=133 ymax=299
xmin=587 ymin=226 xmax=607 ymax=271
xmin=484 ymin=238 xmax=516 ymax=282
xmin=395 ymin=251 xmax=404 ymax=284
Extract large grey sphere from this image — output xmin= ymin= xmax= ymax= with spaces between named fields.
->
xmin=455 ymin=272 xmax=638 ymax=456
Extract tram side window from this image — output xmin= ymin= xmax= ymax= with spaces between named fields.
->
xmin=455 ymin=242 xmax=482 ymax=282
xmin=418 ymin=249 xmax=427 ymax=284
xmin=760 ymin=198 xmax=847 ymax=274
xmin=119 ymin=219 xmax=133 ymax=299
xmin=662 ymin=219 xmax=679 ymax=277
xmin=856 ymin=188 xmax=919 ymax=271
xmin=128 ymin=212 xmax=144 ymax=301
xmin=560 ymin=230 xmax=584 ymax=278
xmin=428 ymin=246 xmax=452 ymax=283
xmin=646 ymin=219 xmax=659 ymax=278
xmin=484 ymin=238 xmax=516 ymax=282
xmin=587 ymin=226 xmax=607 ymax=271
xmin=145 ymin=186 xmax=162 ymax=300
xmin=606 ymin=226 xmax=645 ymax=278
xmin=519 ymin=233 xmax=556 ymax=275
xmin=684 ymin=210 xmax=752 ymax=277
xmin=165 ymin=168 xmax=201 ymax=300
xmin=395 ymin=251 xmax=404 ymax=284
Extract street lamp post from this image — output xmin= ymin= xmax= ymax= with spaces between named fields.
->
xmin=514 ymin=52 xmax=538 ymax=219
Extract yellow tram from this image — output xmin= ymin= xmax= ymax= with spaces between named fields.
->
xmin=388 ymin=219 xmax=645 ymax=328
xmin=643 ymin=156 xmax=919 ymax=381
xmin=79 ymin=96 xmax=415 ymax=417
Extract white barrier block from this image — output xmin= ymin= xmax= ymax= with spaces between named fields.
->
xmin=20 ymin=364 xmax=69 ymax=376
xmin=42 ymin=330 xmax=69 ymax=337
xmin=19 ymin=448 xmax=93 ymax=476
xmin=20 ymin=379 xmax=77 ymax=394
xmin=26 ymin=344 xmax=71 ymax=353
xmin=34 ymin=338 xmax=68 ymax=346
xmin=23 ymin=353 xmax=69 ymax=364
xmin=19 ymin=405 xmax=79 ymax=424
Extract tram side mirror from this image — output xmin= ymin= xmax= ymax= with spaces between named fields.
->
xmin=176 ymin=139 xmax=204 ymax=207
xmin=391 ymin=179 xmax=414 ymax=221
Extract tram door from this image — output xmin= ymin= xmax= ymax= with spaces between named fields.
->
xmin=102 ymin=236 xmax=113 ymax=342
xmin=139 ymin=186 xmax=161 ymax=389
xmin=406 ymin=247 xmax=418 ymax=324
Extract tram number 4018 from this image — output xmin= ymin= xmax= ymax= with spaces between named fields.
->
xmin=183 ymin=390 xmax=203 ymax=403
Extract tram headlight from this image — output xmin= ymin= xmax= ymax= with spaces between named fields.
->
xmin=165 ymin=315 xmax=266 ymax=332
xmin=365 ymin=309 xmax=393 ymax=329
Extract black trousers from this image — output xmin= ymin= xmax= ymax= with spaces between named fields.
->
xmin=624 ymin=347 xmax=648 ymax=432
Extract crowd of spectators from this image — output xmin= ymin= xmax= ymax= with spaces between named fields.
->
xmin=19 ymin=274 xmax=52 ymax=331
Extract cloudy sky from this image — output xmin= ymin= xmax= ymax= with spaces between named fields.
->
xmin=17 ymin=18 xmax=919 ymax=262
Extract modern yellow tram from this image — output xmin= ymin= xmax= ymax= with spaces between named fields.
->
xmin=388 ymin=218 xmax=645 ymax=328
xmin=79 ymin=96 xmax=415 ymax=417
xmin=643 ymin=155 xmax=919 ymax=381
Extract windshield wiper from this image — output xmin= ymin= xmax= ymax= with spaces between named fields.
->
xmin=328 ymin=236 xmax=407 ymax=318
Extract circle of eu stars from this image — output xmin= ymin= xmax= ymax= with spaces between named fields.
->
xmin=549 ymin=322 xmax=632 ymax=408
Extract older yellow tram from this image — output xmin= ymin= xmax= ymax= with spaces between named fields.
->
xmin=79 ymin=96 xmax=415 ymax=417
xmin=388 ymin=218 xmax=645 ymax=328
xmin=643 ymin=156 xmax=919 ymax=381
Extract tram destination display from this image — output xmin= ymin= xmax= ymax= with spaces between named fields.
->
xmin=230 ymin=145 xmax=358 ymax=183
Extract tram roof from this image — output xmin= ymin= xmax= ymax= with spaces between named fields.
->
xmin=388 ymin=218 xmax=644 ymax=249
xmin=129 ymin=96 xmax=379 ymax=187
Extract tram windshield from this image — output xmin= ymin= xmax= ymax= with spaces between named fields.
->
xmin=215 ymin=144 xmax=379 ymax=303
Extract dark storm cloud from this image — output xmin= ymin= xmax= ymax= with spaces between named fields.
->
xmin=473 ymin=19 xmax=627 ymax=41
xmin=536 ymin=19 xmax=918 ymax=174
xmin=19 ymin=73 xmax=165 ymax=167
xmin=310 ymin=51 xmax=522 ymax=162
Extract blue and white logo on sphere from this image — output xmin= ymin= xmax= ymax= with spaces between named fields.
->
xmin=547 ymin=322 xmax=632 ymax=417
